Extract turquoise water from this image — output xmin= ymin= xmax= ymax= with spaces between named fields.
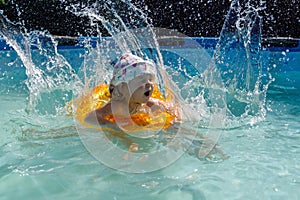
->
xmin=0 ymin=40 xmax=299 ymax=199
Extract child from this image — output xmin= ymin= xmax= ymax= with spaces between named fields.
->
xmin=84 ymin=53 xmax=181 ymax=131
xmin=82 ymin=53 xmax=226 ymax=160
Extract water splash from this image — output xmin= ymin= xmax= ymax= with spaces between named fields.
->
xmin=0 ymin=14 xmax=82 ymax=114
xmin=202 ymin=0 xmax=272 ymax=127
xmin=67 ymin=0 xmax=171 ymax=97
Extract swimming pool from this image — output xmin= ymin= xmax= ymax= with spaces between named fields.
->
xmin=0 ymin=35 xmax=299 ymax=199
xmin=1 ymin=0 xmax=300 ymax=198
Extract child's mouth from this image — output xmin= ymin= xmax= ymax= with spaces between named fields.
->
xmin=144 ymin=90 xmax=151 ymax=97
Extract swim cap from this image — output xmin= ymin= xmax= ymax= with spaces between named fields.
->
xmin=110 ymin=53 xmax=157 ymax=86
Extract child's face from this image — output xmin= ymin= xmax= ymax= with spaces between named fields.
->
xmin=128 ymin=74 xmax=155 ymax=103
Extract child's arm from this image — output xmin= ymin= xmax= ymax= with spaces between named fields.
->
xmin=147 ymin=98 xmax=182 ymax=122
xmin=84 ymin=103 xmax=114 ymax=126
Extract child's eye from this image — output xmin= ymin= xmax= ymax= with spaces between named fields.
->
xmin=144 ymin=78 xmax=153 ymax=84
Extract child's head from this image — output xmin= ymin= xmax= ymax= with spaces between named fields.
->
xmin=109 ymin=53 xmax=157 ymax=103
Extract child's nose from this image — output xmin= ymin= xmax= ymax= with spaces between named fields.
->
xmin=146 ymin=79 xmax=153 ymax=84
xmin=145 ymin=82 xmax=153 ymax=89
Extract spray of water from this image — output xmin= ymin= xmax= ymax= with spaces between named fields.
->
xmin=0 ymin=14 xmax=82 ymax=114
xmin=67 ymin=1 xmax=172 ymax=97
xmin=202 ymin=0 xmax=273 ymax=127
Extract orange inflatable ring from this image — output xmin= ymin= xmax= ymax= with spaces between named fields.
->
xmin=68 ymin=84 xmax=177 ymax=132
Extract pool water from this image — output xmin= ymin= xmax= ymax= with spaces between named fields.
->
xmin=0 ymin=38 xmax=299 ymax=199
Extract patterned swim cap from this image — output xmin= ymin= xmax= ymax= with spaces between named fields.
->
xmin=110 ymin=53 xmax=157 ymax=86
